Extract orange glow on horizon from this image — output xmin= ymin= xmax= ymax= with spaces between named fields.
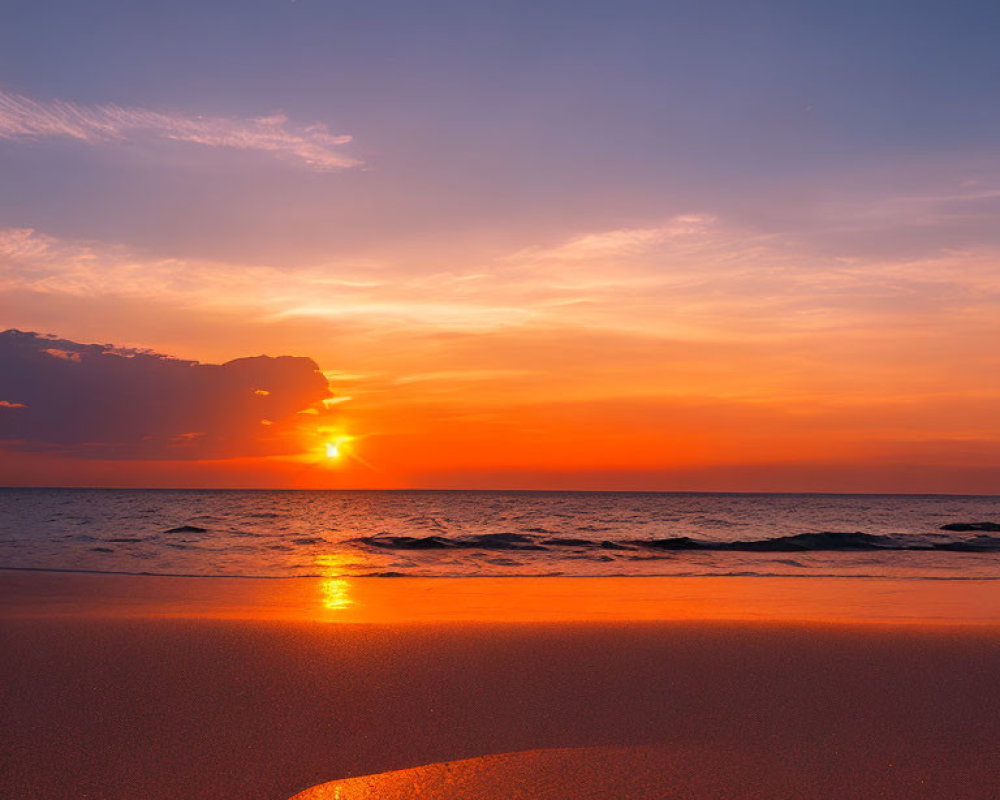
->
xmin=4 ymin=214 xmax=1000 ymax=493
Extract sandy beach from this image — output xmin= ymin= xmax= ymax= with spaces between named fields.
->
xmin=2 ymin=573 xmax=999 ymax=799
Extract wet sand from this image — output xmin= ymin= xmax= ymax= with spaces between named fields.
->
xmin=2 ymin=573 xmax=999 ymax=799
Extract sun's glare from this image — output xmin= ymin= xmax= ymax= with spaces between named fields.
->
xmin=323 ymin=435 xmax=353 ymax=460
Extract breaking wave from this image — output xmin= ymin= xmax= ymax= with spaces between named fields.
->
xmin=354 ymin=528 xmax=1000 ymax=553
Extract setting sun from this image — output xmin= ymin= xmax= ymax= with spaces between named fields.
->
xmin=324 ymin=436 xmax=353 ymax=460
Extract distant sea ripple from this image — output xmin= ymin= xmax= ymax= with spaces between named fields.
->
xmin=1 ymin=489 xmax=999 ymax=580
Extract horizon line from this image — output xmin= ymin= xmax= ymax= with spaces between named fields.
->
xmin=2 ymin=485 xmax=998 ymax=498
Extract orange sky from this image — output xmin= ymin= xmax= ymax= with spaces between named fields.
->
xmin=3 ymin=212 xmax=999 ymax=491
xmin=2 ymin=3 xmax=999 ymax=492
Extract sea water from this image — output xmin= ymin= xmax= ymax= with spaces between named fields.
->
xmin=1 ymin=488 xmax=999 ymax=580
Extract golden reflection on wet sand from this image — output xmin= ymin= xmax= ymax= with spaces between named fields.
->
xmin=315 ymin=552 xmax=361 ymax=612
xmin=321 ymin=579 xmax=353 ymax=611
xmin=3 ymin=572 xmax=1000 ymax=626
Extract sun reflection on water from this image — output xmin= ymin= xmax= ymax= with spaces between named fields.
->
xmin=316 ymin=553 xmax=358 ymax=612
xmin=320 ymin=578 xmax=353 ymax=611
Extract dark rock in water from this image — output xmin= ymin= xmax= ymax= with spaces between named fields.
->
xmin=941 ymin=522 xmax=1000 ymax=532
xmin=164 ymin=525 xmax=208 ymax=534
xmin=364 ymin=571 xmax=407 ymax=577
xmin=89 ymin=546 xmax=113 ymax=552
xmin=291 ymin=537 xmax=326 ymax=545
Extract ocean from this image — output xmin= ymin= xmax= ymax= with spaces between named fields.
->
xmin=1 ymin=488 xmax=999 ymax=580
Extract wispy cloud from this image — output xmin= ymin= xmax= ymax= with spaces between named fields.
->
xmin=0 ymin=228 xmax=531 ymax=332
xmin=3 ymin=214 xmax=999 ymax=451
xmin=506 ymin=215 xmax=716 ymax=263
xmin=501 ymin=213 xmax=1000 ymax=339
xmin=3 ymin=205 xmax=999 ymax=350
xmin=0 ymin=89 xmax=359 ymax=169
xmin=393 ymin=369 xmax=535 ymax=385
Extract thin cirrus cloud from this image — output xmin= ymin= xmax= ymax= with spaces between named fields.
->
xmin=504 ymin=214 xmax=718 ymax=263
xmin=0 ymin=89 xmax=359 ymax=169
xmin=0 ymin=227 xmax=535 ymax=332
xmin=2 ymin=213 xmax=999 ymax=345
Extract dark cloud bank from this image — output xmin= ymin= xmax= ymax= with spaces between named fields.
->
xmin=0 ymin=330 xmax=331 ymax=459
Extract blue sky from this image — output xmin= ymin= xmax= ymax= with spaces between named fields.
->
xmin=3 ymin=0 xmax=999 ymax=264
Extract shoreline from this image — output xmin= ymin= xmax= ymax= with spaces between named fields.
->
xmin=3 ymin=570 xmax=1000 ymax=625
